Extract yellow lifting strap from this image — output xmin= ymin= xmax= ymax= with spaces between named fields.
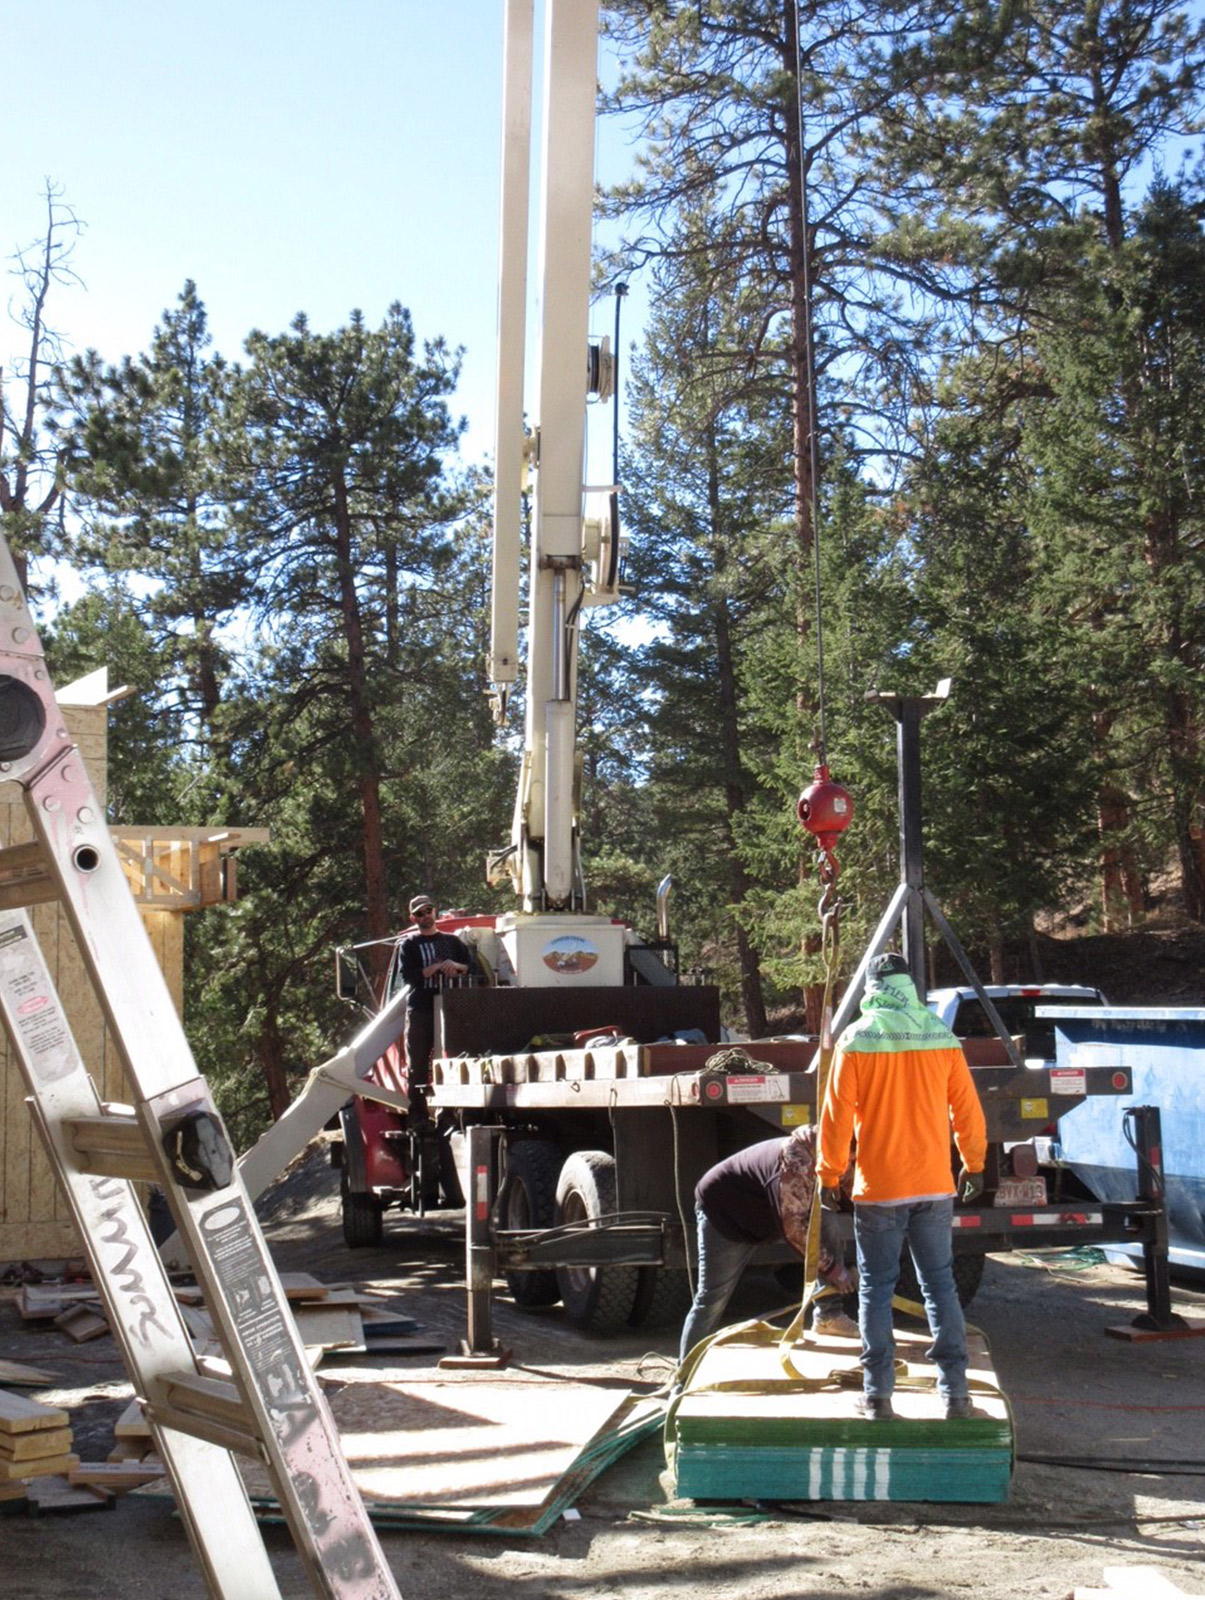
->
xmin=777 ymin=885 xmax=841 ymax=1374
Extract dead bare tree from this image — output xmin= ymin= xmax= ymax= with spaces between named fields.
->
xmin=0 ymin=181 xmax=83 ymax=590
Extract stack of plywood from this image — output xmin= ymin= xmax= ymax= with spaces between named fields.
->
xmin=668 ymin=1323 xmax=1013 ymax=1505
xmin=0 ymin=1390 xmax=78 ymax=1500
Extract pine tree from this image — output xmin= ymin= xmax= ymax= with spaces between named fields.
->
xmin=63 ymin=282 xmax=239 ymax=754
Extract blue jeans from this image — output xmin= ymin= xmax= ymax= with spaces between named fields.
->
xmin=678 ymin=1207 xmax=846 ymax=1365
xmin=679 ymin=1209 xmax=757 ymax=1363
xmin=855 ymin=1198 xmax=967 ymax=1402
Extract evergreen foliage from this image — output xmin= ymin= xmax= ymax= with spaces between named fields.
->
xmin=6 ymin=1 xmax=1203 ymax=1137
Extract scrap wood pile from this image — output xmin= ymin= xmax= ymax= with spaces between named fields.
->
xmin=0 ymin=1381 xmax=113 ymax=1515
xmin=14 ymin=1282 xmax=111 ymax=1343
xmin=1 ymin=1267 xmax=439 ymax=1519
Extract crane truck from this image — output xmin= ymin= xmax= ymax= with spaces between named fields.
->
xmin=234 ymin=0 xmax=1166 ymax=1345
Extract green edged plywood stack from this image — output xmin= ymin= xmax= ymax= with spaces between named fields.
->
xmin=667 ymin=1323 xmax=1012 ymax=1505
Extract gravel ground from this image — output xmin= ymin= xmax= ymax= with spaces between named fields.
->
xmin=2 ymin=1151 xmax=1204 ymax=1600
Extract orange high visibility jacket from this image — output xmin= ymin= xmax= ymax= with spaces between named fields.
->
xmin=817 ymin=973 xmax=987 ymax=1203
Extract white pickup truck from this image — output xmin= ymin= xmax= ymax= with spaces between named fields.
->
xmin=927 ymin=983 xmax=1106 ymax=1065
xmin=927 ymin=981 xmax=1108 ymax=1200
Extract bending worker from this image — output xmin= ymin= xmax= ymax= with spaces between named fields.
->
xmin=679 ymin=1125 xmax=857 ymax=1366
xmin=817 ymin=951 xmax=987 ymax=1421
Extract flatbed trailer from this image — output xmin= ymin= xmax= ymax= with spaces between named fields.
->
xmin=311 ymin=968 xmax=1174 ymax=1349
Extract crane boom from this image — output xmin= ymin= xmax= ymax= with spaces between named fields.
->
xmin=488 ymin=0 xmax=618 ymax=936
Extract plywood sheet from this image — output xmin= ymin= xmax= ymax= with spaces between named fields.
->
xmin=241 ymin=1377 xmax=630 ymax=1510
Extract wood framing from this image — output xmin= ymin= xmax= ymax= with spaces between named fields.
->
xmin=0 ymin=679 xmax=268 ymax=1263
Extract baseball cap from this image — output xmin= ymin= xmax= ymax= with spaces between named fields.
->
xmin=869 ymin=951 xmax=910 ymax=980
xmin=409 ymin=895 xmax=435 ymax=915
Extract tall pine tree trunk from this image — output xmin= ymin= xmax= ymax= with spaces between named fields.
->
xmin=333 ymin=473 xmax=391 ymax=988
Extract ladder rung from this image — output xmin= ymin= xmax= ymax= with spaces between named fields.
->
xmin=0 ymin=839 xmax=58 ymax=911
xmin=66 ymin=1111 xmax=161 ymax=1183
xmin=151 ymin=1371 xmax=264 ymax=1460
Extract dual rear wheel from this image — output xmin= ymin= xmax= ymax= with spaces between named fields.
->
xmin=502 ymin=1142 xmax=690 ymax=1334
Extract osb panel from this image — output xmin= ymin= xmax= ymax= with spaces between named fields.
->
xmin=1 ymin=704 xmax=128 ymax=1261
xmin=140 ymin=912 xmax=184 ymax=1018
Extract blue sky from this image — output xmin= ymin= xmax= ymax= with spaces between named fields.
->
xmin=1 ymin=0 xmax=632 ymax=470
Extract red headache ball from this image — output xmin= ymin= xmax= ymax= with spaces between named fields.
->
xmin=797 ymin=764 xmax=854 ymax=853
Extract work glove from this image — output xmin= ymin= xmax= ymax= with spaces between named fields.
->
xmin=957 ymin=1168 xmax=984 ymax=1205
xmin=820 ymin=1185 xmax=844 ymax=1212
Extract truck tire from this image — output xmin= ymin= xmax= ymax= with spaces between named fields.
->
xmin=503 ymin=1140 xmax=562 ymax=1308
xmin=341 ymin=1167 xmax=384 ymax=1249
xmin=897 ymin=1248 xmax=984 ymax=1310
xmin=629 ymin=1265 xmax=693 ymax=1330
xmin=554 ymin=1151 xmax=639 ymax=1334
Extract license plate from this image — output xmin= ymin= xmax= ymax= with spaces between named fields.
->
xmin=992 ymin=1176 xmax=1048 ymax=1207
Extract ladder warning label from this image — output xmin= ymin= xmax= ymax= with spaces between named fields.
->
xmin=200 ymin=1194 xmax=382 ymax=1589
xmin=0 ymin=917 xmax=75 ymax=1083
xmin=200 ymin=1198 xmax=313 ymax=1430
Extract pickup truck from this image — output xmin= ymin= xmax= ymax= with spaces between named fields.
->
xmin=927 ymin=983 xmax=1106 ymax=1064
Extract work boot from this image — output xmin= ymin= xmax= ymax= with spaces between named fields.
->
xmin=856 ymin=1394 xmax=894 ymax=1421
xmin=813 ymin=1308 xmax=860 ymax=1338
xmin=944 ymin=1396 xmax=975 ymax=1420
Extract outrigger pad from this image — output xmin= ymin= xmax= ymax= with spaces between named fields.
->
xmin=666 ymin=1322 xmax=1013 ymax=1504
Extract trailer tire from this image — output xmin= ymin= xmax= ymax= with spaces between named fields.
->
xmin=629 ymin=1265 xmax=693 ymax=1330
xmin=503 ymin=1140 xmax=562 ymax=1309
xmin=554 ymin=1151 xmax=640 ymax=1334
xmin=340 ymin=1168 xmax=384 ymax=1249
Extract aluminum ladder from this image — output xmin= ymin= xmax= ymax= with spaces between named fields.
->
xmin=0 ymin=543 xmax=401 ymax=1600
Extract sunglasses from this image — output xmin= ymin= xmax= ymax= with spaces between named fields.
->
xmin=414 ymin=906 xmax=436 ymax=916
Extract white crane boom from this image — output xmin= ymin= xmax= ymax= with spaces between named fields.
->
xmin=488 ymin=0 xmax=623 ymax=959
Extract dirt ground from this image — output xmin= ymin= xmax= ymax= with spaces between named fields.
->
xmin=2 ymin=1154 xmax=1204 ymax=1600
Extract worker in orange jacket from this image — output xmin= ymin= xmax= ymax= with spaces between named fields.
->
xmin=817 ymin=951 xmax=987 ymax=1421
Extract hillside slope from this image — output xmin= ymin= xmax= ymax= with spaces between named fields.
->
xmin=1028 ymin=924 xmax=1205 ymax=1008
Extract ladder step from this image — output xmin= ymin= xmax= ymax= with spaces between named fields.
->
xmin=65 ymin=1109 xmax=161 ymax=1184
xmin=150 ymin=1372 xmax=263 ymax=1460
xmin=0 ymin=839 xmax=58 ymax=911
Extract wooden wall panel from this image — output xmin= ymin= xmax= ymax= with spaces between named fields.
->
xmin=0 ymin=703 xmax=154 ymax=1263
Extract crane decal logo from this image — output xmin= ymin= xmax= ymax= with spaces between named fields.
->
xmin=542 ymin=935 xmax=599 ymax=975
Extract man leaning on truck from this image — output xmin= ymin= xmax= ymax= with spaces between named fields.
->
xmin=399 ymin=895 xmax=470 ymax=1126
xmin=817 ymin=951 xmax=987 ymax=1422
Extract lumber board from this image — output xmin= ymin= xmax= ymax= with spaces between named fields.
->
xmin=0 ymin=1359 xmax=57 ymax=1386
xmin=24 ymin=1475 xmax=115 ymax=1513
xmin=277 ymin=1272 xmax=332 ymax=1300
xmin=1 ymin=1451 xmax=80 ymax=1481
xmin=0 ymin=1427 xmax=74 ymax=1461
xmin=53 ymin=1303 xmax=110 ymax=1342
xmin=16 ymin=1284 xmax=99 ymax=1320
xmin=0 ymin=1390 xmax=70 ymax=1435
xmin=114 ymin=1399 xmax=151 ymax=1439
xmin=70 ymin=1461 xmax=170 ymax=1491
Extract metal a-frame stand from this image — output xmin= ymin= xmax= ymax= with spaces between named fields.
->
xmin=0 ymin=543 xmax=401 ymax=1600
xmin=828 ymin=680 xmax=1024 ymax=1067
